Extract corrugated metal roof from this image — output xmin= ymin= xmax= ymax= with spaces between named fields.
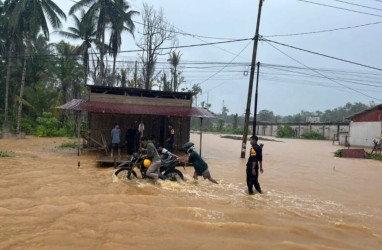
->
xmin=58 ymin=99 xmax=215 ymax=118
xmin=346 ymin=104 xmax=382 ymax=120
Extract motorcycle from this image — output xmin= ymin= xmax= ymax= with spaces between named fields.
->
xmin=114 ymin=152 xmax=184 ymax=182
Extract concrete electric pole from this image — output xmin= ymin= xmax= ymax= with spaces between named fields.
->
xmin=240 ymin=0 xmax=264 ymax=158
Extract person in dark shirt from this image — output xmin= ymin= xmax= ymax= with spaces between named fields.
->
xmin=183 ymin=142 xmax=218 ymax=184
xmin=125 ymin=126 xmax=135 ymax=154
xmin=246 ymin=135 xmax=263 ymax=195
xmin=166 ymin=124 xmax=175 ymax=153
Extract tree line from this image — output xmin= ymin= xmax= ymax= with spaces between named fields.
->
xmin=0 ymin=0 xmax=193 ymax=136
xmin=192 ymin=102 xmax=373 ymax=134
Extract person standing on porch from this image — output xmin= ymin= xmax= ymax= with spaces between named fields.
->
xmin=139 ymin=121 xmax=145 ymax=138
xmin=166 ymin=124 xmax=175 ymax=153
xmin=111 ymin=123 xmax=121 ymax=158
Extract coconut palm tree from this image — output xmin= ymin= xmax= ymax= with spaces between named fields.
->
xmin=2 ymin=0 xmax=23 ymax=133
xmin=59 ymin=10 xmax=97 ymax=85
xmin=168 ymin=51 xmax=181 ymax=92
xmin=109 ymin=0 xmax=137 ymax=86
xmin=10 ymin=0 xmax=66 ymax=134
xmin=54 ymin=41 xmax=82 ymax=105
xmin=70 ymin=0 xmax=115 ymax=86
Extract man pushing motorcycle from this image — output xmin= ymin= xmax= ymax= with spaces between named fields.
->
xmin=183 ymin=142 xmax=218 ymax=184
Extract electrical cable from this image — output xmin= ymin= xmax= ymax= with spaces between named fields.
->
xmin=261 ymin=38 xmax=382 ymax=71
xmin=264 ymin=40 xmax=382 ymax=101
xmin=297 ymin=0 xmax=382 ymax=18
xmin=263 ymin=21 xmax=382 ymax=37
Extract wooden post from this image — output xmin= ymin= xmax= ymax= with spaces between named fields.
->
xmin=200 ymin=118 xmax=203 ymax=157
xmin=77 ymin=111 xmax=81 ymax=156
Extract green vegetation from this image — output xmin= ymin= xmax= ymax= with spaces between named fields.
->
xmin=366 ymin=153 xmax=382 ymax=161
xmin=301 ymin=131 xmax=325 ymax=140
xmin=0 ymin=2 xmax=181 ymax=135
xmin=334 ymin=150 xmax=342 ymax=158
xmin=334 ymin=150 xmax=382 ymax=161
xmin=59 ymin=141 xmax=77 ymax=149
xmin=0 ymin=151 xmax=14 ymax=157
xmin=276 ymin=125 xmax=295 ymax=138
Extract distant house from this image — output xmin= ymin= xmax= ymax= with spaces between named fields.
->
xmin=306 ymin=116 xmax=320 ymax=123
xmin=347 ymin=104 xmax=382 ymax=147
xmin=59 ymin=85 xmax=214 ymax=152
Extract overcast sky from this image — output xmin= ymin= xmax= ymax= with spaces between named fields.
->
xmin=52 ymin=0 xmax=382 ymax=115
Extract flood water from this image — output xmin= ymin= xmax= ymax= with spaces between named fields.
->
xmin=0 ymin=134 xmax=381 ymax=249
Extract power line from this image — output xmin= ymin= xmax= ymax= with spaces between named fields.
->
xmin=264 ymin=40 xmax=382 ymax=101
xmin=331 ymin=0 xmax=382 ymax=12
xmin=297 ymin=0 xmax=382 ymax=18
xmin=263 ymin=21 xmax=382 ymax=37
xmin=1 ymin=38 xmax=252 ymax=59
xmin=261 ymin=38 xmax=382 ymax=71
xmin=197 ymin=40 xmax=252 ymax=86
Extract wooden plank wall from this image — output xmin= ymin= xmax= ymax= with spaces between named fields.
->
xmin=89 ymin=93 xmax=192 ymax=107
xmin=88 ymin=113 xmax=191 ymax=152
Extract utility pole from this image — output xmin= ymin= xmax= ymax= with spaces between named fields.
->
xmin=253 ymin=62 xmax=260 ymax=135
xmin=241 ymin=0 xmax=264 ymax=159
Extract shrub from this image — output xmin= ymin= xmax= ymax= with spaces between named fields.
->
xmin=334 ymin=150 xmax=342 ymax=158
xmin=366 ymin=153 xmax=382 ymax=161
xmin=35 ymin=112 xmax=69 ymax=137
xmin=301 ymin=131 xmax=325 ymax=140
xmin=0 ymin=151 xmax=13 ymax=157
xmin=224 ymin=128 xmax=244 ymax=135
xmin=277 ymin=125 xmax=294 ymax=138
xmin=59 ymin=141 xmax=77 ymax=149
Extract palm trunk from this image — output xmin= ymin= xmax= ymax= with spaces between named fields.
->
xmin=17 ymin=43 xmax=30 ymax=134
xmin=173 ymin=67 xmax=177 ymax=92
xmin=99 ymin=30 xmax=105 ymax=86
xmin=3 ymin=42 xmax=13 ymax=132
xmin=112 ymin=53 xmax=117 ymax=87
xmin=84 ymin=51 xmax=88 ymax=86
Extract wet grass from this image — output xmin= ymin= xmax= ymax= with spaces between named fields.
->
xmin=0 ymin=151 xmax=14 ymax=157
xmin=58 ymin=141 xmax=77 ymax=149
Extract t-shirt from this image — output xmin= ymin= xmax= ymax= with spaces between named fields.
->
xmin=146 ymin=142 xmax=161 ymax=162
xmin=139 ymin=122 xmax=145 ymax=135
xmin=111 ymin=128 xmax=121 ymax=144
xmin=246 ymin=144 xmax=262 ymax=168
xmin=188 ymin=151 xmax=208 ymax=175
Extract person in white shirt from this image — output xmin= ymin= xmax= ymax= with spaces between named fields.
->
xmin=156 ymin=144 xmax=179 ymax=160
xmin=138 ymin=121 xmax=145 ymax=137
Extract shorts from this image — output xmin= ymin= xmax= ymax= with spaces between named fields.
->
xmin=194 ymin=169 xmax=211 ymax=179
xmin=111 ymin=143 xmax=120 ymax=149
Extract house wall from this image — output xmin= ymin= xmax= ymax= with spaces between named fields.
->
xmin=88 ymin=113 xmax=190 ymax=151
xmin=89 ymin=93 xmax=192 ymax=107
xmin=349 ymin=121 xmax=382 ymax=147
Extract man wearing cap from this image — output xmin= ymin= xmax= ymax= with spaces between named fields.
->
xmin=246 ymin=135 xmax=263 ymax=195
xmin=141 ymin=137 xmax=162 ymax=181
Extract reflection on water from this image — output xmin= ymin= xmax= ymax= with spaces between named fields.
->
xmin=1 ymin=135 xmax=382 ymax=249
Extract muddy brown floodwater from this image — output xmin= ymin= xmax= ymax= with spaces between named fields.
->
xmin=0 ymin=134 xmax=381 ymax=250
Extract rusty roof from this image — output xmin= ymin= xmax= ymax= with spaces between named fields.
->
xmin=346 ymin=104 xmax=382 ymax=120
xmin=58 ymin=99 xmax=215 ymax=118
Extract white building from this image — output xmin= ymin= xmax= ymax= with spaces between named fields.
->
xmin=347 ymin=104 xmax=382 ymax=147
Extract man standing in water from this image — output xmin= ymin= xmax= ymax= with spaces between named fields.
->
xmin=111 ymin=123 xmax=121 ymax=158
xmin=246 ymin=135 xmax=263 ymax=195
xmin=141 ymin=137 xmax=162 ymax=181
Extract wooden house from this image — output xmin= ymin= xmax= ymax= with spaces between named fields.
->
xmin=59 ymin=85 xmax=214 ymax=155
